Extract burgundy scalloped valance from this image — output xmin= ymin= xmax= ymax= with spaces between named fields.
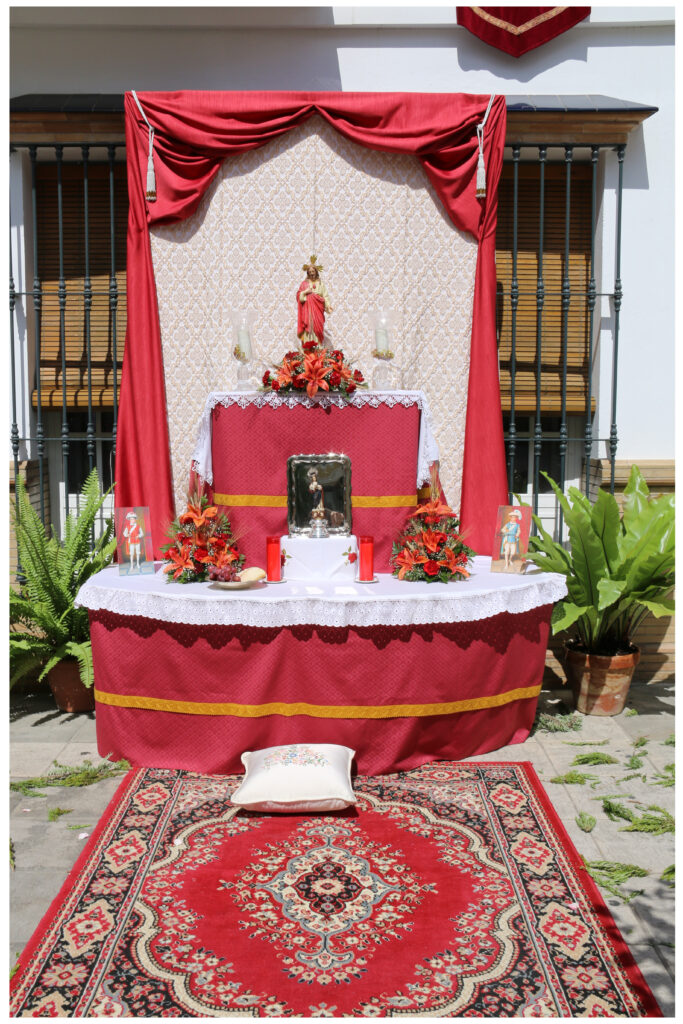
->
xmin=457 ymin=7 xmax=591 ymax=57
xmin=116 ymin=91 xmax=508 ymax=555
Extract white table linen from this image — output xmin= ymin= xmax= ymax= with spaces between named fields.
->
xmin=77 ymin=557 xmax=567 ymax=630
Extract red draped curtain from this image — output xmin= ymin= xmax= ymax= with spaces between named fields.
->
xmin=116 ymin=91 xmax=508 ymax=555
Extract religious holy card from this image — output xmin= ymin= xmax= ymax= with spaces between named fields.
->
xmin=115 ymin=506 xmax=155 ymax=575
xmin=490 ymin=505 xmax=532 ymax=574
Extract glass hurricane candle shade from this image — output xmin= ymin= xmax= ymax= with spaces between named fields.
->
xmin=359 ymin=536 xmax=374 ymax=581
xmin=266 ymin=536 xmax=282 ymax=581
xmin=371 ymin=309 xmax=395 ymax=389
xmin=231 ymin=312 xmax=255 ymax=391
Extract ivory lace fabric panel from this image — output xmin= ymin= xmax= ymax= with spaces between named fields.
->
xmin=150 ymin=117 xmax=478 ymax=515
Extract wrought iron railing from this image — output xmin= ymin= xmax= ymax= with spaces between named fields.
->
xmin=10 ymin=137 xmax=625 ymax=547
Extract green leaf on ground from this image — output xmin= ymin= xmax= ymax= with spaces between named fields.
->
xmin=624 ymin=708 xmax=639 ymax=716
xmin=617 ymin=773 xmax=647 ymax=785
xmin=10 ymin=838 xmax=15 ymax=870
xmin=625 ymin=755 xmax=644 ymax=770
xmin=571 ymin=752 xmax=618 ymax=766
xmin=563 ymin=739 xmax=609 ymax=747
xmin=534 ymin=711 xmax=583 ymax=734
xmin=620 ymin=805 xmax=674 ymax=836
xmin=576 ymin=812 xmax=596 ymax=833
xmin=663 ymin=734 xmax=675 ymax=746
xmin=661 ymin=865 xmax=675 ymax=887
xmin=48 ymin=807 xmax=72 ymax=822
xmin=585 ymin=859 xmax=648 ymax=903
xmin=633 ymin=737 xmax=648 ymax=749
xmin=10 ymin=758 xmax=130 ymax=797
xmin=652 ymin=764 xmax=675 ymax=788
xmin=550 ymin=770 xmax=599 ymax=786
xmin=66 ymin=823 xmax=93 ymax=830
xmin=10 ymin=955 xmax=20 ymax=980
xmin=600 ymin=797 xmax=635 ymax=823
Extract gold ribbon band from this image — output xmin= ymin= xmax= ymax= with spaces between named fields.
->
xmin=213 ymin=493 xmax=416 ymax=509
xmin=471 ymin=6 xmax=566 ymax=36
xmin=94 ymin=685 xmax=541 ymax=719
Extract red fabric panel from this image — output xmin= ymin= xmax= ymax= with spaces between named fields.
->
xmin=457 ymin=7 xmax=591 ymax=58
xmin=116 ymin=91 xmax=508 ymax=556
xmin=90 ymin=605 xmax=551 ymax=775
xmin=210 ymin=401 xmax=420 ymax=571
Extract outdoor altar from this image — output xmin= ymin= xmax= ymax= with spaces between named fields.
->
xmin=78 ymin=558 xmax=566 ymax=775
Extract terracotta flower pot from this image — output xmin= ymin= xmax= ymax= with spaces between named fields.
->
xmin=564 ymin=643 xmax=640 ymax=717
xmin=47 ymin=659 xmax=95 ymax=714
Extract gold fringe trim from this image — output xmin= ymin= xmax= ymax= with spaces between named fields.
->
xmin=94 ymin=685 xmax=541 ymax=719
xmin=471 ymin=6 xmax=566 ymax=36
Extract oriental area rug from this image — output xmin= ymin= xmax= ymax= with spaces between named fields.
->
xmin=10 ymin=762 xmax=660 ymax=1017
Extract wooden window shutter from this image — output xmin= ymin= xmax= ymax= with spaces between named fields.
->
xmin=496 ymin=163 xmax=594 ymax=414
xmin=33 ymin=161 xmax=128 ymax=409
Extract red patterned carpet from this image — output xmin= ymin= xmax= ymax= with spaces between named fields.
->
xmin=10 ymin=763 xmax=661 ymax=1017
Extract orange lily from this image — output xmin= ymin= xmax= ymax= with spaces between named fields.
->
xmin=421 ymin=530 xmax=446 ymax=554
xmin=303 ymin=353 xmax=331 ymax=398
xmin=212 ymin=547 xmax=239 ymax=569
xmin=394 ymin=546 xmax=428 ymax=579
xmin=438 ymin=546 xmax=470 ymax=577
xmin=277 ymin=355 xmax=301 ymax=388
xmin=409 ymin=498 xmax=454 ymax=520
xmin=179 ymin=501 xmax=218 ymax=529
xmin=163 ymin=543 xmax=195 ymax=579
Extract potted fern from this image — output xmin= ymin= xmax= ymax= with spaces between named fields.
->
xmin=10 ymin=469 xmax=116 ymax=712
xmin=526 ymin=466 xmax=674 ymax=716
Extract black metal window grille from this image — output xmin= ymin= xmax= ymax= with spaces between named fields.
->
xmin=10 ymin=142 xmax=127 ymax=538
xmin=496 ymin=142 xmax=625 ymax=536
xmin=11 ymin=137 xmax=625 ymax=545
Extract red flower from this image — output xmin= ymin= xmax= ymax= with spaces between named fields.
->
xmin=346 ymin=382 xmax=357 ymax=395
xmin=294 ymin=375 xmax=307 ymax=389
xmin=348 ymin=552 xmax=357 ymax=564
xmin=353 ymin=369 xmax=364 ymax=382
xmin=262 ymin=371 xmax=271 ymax=386
xmin=271 ymin=380 xmax=280 ymax=391
xmin=332 ymin=349 xmax=344 ymax=360
xmin=329 ymin=371 xmax=342 ymax=388
xmin=424 ymin=559 xmax=440 ymax=577
xmin=302 ymin=340 xmax=318 ymax=353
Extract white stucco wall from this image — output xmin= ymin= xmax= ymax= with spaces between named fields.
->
xmin=10 ymin=6 xmax=675 ymax=463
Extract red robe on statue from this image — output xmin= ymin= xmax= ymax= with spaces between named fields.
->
xmin=297 ymin=280 xmax=327 ymax=345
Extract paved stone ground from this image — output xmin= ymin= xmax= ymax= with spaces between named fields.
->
xmin=10 ymin=677 xmax=675 ymax=1015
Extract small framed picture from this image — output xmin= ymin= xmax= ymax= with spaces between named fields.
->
xmin=490 ymin=505 xmax=532 ymax=573
xmin=287 ymin=453 xmax=352 ymax=536
xmin=115 ymin=506 xmax=155 ymax=575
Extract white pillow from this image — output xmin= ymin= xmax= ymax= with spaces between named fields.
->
xmin=230 ymin=743 xmax=357 ymax=813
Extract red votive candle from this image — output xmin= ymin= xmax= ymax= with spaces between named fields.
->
xmin=266 ymin=536 xmax=281 ymax=582
xmin=359 ymin=536 xmax=374 ymax=581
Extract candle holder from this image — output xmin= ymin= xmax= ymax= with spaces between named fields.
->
xmin=231 ymin=311 xmax=256 ymax=391
xmin=358 ymin=535 xmax=375 ymax=581
xmin=266 ymin=535 xmax=282 ymax=582
xmin=371 ymin=308 xmax=396 ymax=390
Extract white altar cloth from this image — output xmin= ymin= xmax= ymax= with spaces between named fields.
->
xmin=190 ymin=389 xmax=441 ymax=489
xmin=77 ymin=557 xmax=567 ymax=630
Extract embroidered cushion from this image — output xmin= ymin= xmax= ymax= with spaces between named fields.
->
xmin=230 ymin=743 xmax=357 ymax=813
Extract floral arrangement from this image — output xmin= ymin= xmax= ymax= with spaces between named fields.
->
xmin=390 ymin=476 xmax=476 ymax=583
xmin=262 ymin=340 xmax=367 ymax=399
xmin=162 ymin=492 xmax=244 ymax=584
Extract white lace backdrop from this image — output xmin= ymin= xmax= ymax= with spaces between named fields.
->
xmin=149 ymin=117 xmax=478 ymax=515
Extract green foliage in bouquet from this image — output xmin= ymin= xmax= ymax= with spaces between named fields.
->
xmin=390 ymin=488 xmax=476 ymax=584
xmin=525 ymin=466 xmax=674 ymax=656
xmin=10 ymin=469 xmax=116 ymax=689
xmin=161 ymin=492 xmax=244 ymax=584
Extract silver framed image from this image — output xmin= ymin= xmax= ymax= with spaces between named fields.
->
xmin=287 ymin=453 xmax=352 ymax=536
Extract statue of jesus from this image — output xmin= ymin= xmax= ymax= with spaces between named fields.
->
xmin=297 ymin=255 xmax=333 ymax=346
